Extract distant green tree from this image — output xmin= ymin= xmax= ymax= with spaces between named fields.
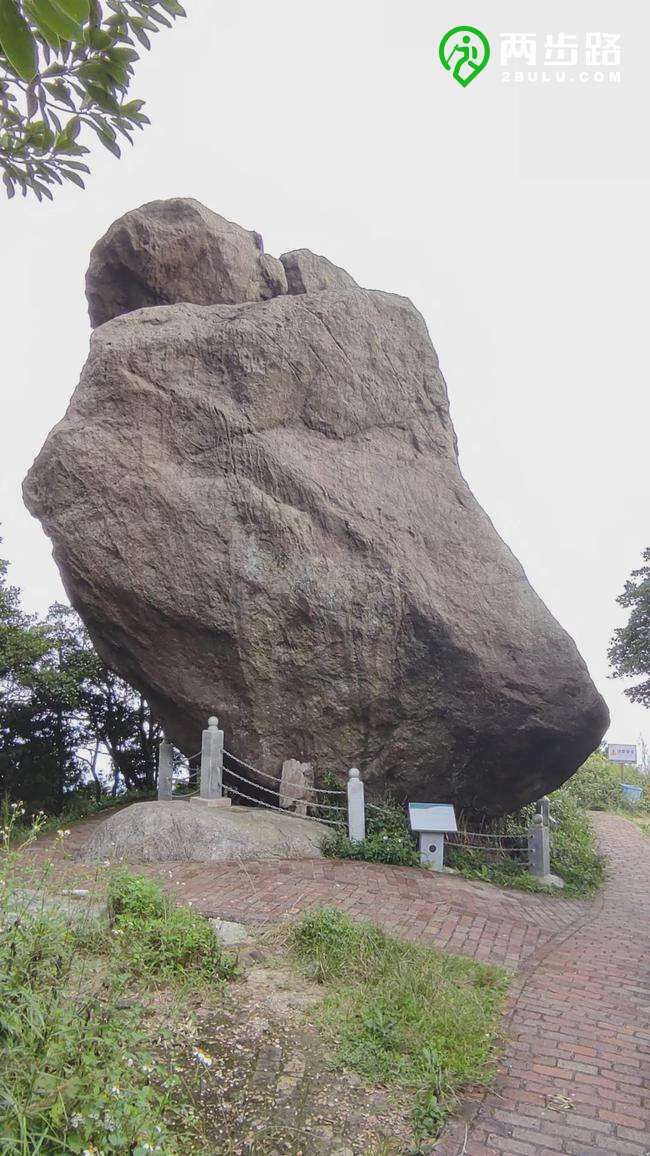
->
xmin=608 ymin=548 xmax=650 ymax=709
xmin=0 ymin=547 xmax=160 ymax=811
xmin=47 ymin=603 xmax=161 ymax=792
xmin=0 ymin=0 xmax=185 ymax=200
xmin=0 ymin=550 xmax=49 ymax=681
xmin=0 ymin=545 xmax=82 ymax=808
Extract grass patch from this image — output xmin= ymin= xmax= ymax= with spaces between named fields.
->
xmin=290 ymin=906 xmax=509 ymax=1139
xmin=0 ymin=816 xmax=238 ymax=1154
xmin=106 ymin=869 xmax=239 ymax=983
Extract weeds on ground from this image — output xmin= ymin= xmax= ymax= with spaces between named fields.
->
xmin=560 ymin=752 xmax=650 ymax=814
xmin=319 ymin=766 xmax=609 ymax=896
xmin=0 ymin=789 xmax=156 ymax=845
xmin=0 ymin=807 xmax=236 ymax=1153
xmin=107 ymin=869 xmax=239 ymax=983
xmin=446 ymin=791 xmax=605 ymax=898
xmin=322 ymin=795 xmax=420 ymax=867
xmin=629 ymin=814 xmax=650 ymax=837
xmin=291 ymin=906 xmax=509 ymax=1139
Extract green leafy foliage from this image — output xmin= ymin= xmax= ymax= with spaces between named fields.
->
xmin=608 ymin=546 xmax=650 ymax=708
xmin=0 ymin=827 xmax=209 ymax=1152
xmin=322 ymin=795 xmax=421 ymax=867
xmin=0 ymin=0 xmax=185 ymax=199
xmin=291 ymin=907 xmax=509 ymax=1139
xmin=446 ymin=775 xmax=608 ymax=897
xmin=559 ymin=751 xmax=650 ymax=814
xmin=545 ymin=790 xmax=607 ymax=892
xmin=1 ymin=547 xmax=162 ymax=812
xmin=559 ymin=751 xmax=623 ymax=811
xmin=107 ymin=869 xmax=240 ymax=982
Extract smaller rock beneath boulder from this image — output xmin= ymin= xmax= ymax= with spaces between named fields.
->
xmin=280 ymin=248 xmax=358 ymax=294
xmin=280 ymin=759 xmax=314 ymax=816
xmin=81 ymin=800 xmax=329 ymax=863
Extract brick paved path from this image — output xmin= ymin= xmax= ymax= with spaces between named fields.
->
xmin=153 ymin=853 xmax=586 ymax=972
xmin=30 ymin=810 xmax=585 ymax=972
xmin=437 ymin=813 xmax=650 ymax=1156
xmin=30 ymin=809 xmax=650 ymax=1153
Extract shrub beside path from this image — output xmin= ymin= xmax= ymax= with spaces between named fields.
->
xmin=28 ymin=810 xmax=650 ymax=1153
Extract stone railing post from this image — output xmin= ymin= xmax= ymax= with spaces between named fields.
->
xmin=347 ymin=767 xmax=365 ymax=844
xmin=199 ymin=716 xmax=224 ymax=801
xmin=157 ymin=738 xmax=173 ymax=800
xmin=528 ymin=812 xmax=550 ymax=879
xmin=536 ymin=795 xmax=550 ymax=827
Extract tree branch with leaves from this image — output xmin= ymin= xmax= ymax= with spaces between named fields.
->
xmin=608 ymin=547 xmax=650 ymax=709
xmin=0 ymin=0 xmax=185 ymax=200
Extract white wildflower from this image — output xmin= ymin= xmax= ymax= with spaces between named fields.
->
xmin=192 ymin=1047 xmax=213 ymax=1068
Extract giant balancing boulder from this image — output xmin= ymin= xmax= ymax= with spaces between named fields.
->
xmin=23 ymin=199 xmax=608 ymax=815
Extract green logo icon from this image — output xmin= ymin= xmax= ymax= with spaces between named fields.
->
xmin=439 ymin=26 xmax=490 ymax=87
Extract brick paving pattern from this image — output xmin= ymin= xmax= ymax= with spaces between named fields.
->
xmin=152 ymin=856 xmax=585 ymax=972
xmin=436 ymin=813 xmax=650 ymax=1156
xmin=29 ymin=808 xmax=650 ymax=1153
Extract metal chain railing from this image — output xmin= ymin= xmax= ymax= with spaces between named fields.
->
xmin=224 ymin=749 xmax=347 ymax=794
xmin=222 ymin=764 xmax=345 ymax=813
xmin=158 ymin=722 xmax=368 ymax=839
xmin=444 ymin=840 xmax=529 ymax=856
xmin=159 ymin=724 xmax=553 ymax=877
xmin=161 ymin=734 xmax=345 ymax=827
xmin=221 ymin=780 xmax=339 ymax=825
xmin=170 ymin=749 xmax=202 ymax=797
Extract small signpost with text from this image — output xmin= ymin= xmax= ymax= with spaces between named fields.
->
xmin=408 ymin=803 xmax=457 ymax=870
xmin=607 ymin=743 xmax=637 ymax=783
xmin=607 ymin=743 xmax=637 ymax=766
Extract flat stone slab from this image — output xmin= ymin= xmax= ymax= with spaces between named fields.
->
xmin=209 ymin=918 xmax=249 ymax=945
xmin=81 ymin=801 xmax=330 ymax=864
xmin=5 ymin=887 xmax=106 ymax=924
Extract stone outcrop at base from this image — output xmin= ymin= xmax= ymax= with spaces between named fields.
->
xmin=82 ymin=802 xmax=329 ymax=863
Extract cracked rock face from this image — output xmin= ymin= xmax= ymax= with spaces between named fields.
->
xmin=24 ymin=199 xmax=608 ymax=814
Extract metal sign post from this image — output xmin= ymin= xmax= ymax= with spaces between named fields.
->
xmin=607 ymin=744 xmax=638 ymax=782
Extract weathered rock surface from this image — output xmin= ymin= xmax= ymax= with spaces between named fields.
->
xmin=86 ymin=198 xmax=287 ymax=327
xmin=82 ymin=801 xmax=328 ymax=863
xmin=24 ymin=200 xmax=608 ymax=814
xmin=280 ymin=248 xmax=358 ymax=295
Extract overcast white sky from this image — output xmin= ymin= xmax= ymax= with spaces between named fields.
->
xmin=1 ymin=1 xmax=648 ymax=757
